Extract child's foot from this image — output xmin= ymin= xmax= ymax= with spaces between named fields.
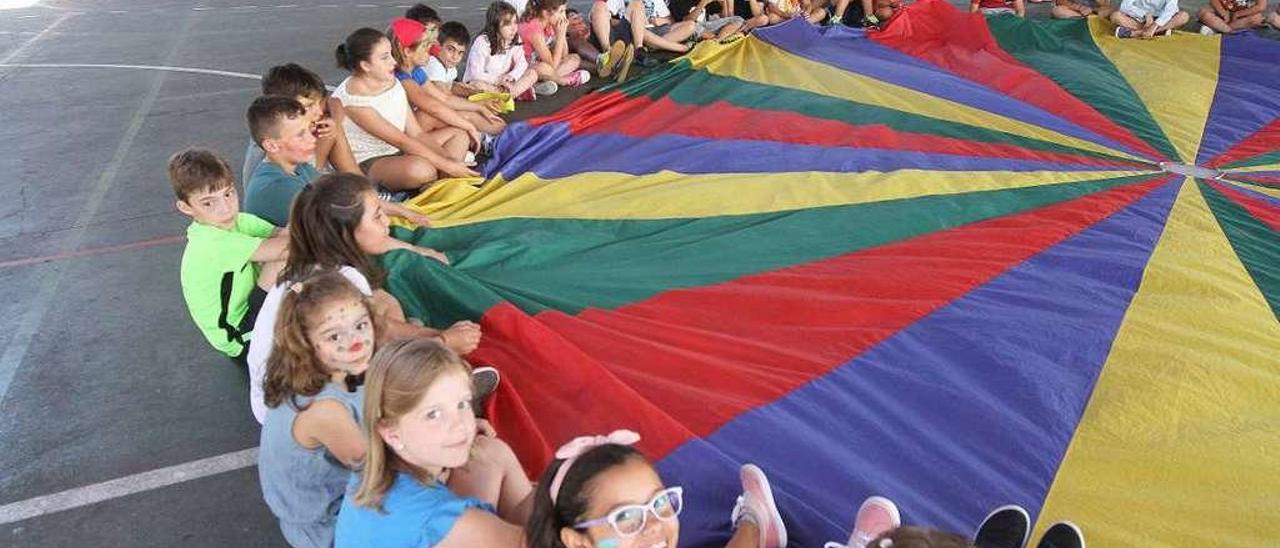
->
xmin=1114 ymin=26 xmax=1135 ymax=38
xmin=564 ymin=69 xmax=591 ymax=87
xmin=730 ymin=464 xmax=788 ymax=548
xmin=533 ymin=80 xmax=559 ymax=97
xmin=1156 ymin=28 xmax=1173 ymax=36
xmin=974 ymin=505 xmax=1030 ymax=548
xmin=615 ymin=43 xmax=636 ymax=84
xmin=471 ymin=366 xmax=500 ymax=409
xmin=598 ymin=40 xmax=627 ymax=77
xmin=1037 ymin=522 xmax=1085 ymax=548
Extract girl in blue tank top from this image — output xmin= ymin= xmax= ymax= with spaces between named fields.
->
xmin=337 ymin=338 xmax=534 ymax=547
xmin=258 ymin=270 xmax=377 ymax=548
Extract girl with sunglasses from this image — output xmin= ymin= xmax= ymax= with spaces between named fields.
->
xmin=527 ymin=430 xmax=787 ymax=548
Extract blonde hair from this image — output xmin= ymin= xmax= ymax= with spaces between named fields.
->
xmin=354 ymin=338 xmax=473 ymax=510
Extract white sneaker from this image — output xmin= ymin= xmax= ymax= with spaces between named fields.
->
xmin=1199 ymin=25 xmax=1216 ymax=35
xmin=533 ymin=80 xmax=559 ymax=96
xmin=730 ymin=464 xmax=788 ymax=548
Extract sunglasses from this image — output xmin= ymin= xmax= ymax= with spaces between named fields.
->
xmin=573 ymin=486 xmax=684 ymax=537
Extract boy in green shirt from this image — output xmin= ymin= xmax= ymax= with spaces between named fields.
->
xmin=169 ymin=148 xmax=290 ymax=364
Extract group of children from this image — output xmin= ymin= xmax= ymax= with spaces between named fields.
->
xmin=970 ymin=0 xmax=1280 ymax=37
xmin=163 ymin=0 xmax=1246 ymax=544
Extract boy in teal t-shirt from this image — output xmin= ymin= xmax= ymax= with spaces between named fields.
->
xmin=244 ymin=95 xmax=431 ymax=228
xmin=169 ymin=148 xmax=290 ymax=363
xmin=244 ymin=95 xmax=320 ymax=227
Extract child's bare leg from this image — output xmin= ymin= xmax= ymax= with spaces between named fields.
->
xmin=1110 ymin=9 xmax=1141 ymax=27
xmin=1229 ymin=12 xmax=1264 ymax=29
xmin=553 ymin=54 xmax=582 ymax=84
xmin=717 ymin=20 xmax=745 ymax=38
xmin=726 ymin=521 xmax=761 ymax=548
xmin=590 ymin=1 xmax=616 ymax=50
xmin=875 ymin=5 xmax=895 ymax=19
xmin=569 ymin=36 xmax=601 ymax=69
xmin=460 ymin=111 xmax=506 ymax=134
xmin=1155 ymin=10 xmax=1189 ymax=31
xmin=413 ymin=109 xmax=448 ymax=133
xmin=1270 ymin=9 xmax=1280 ymax=28
xmin=532 ymin=60 xmax=558 ymax=82
xmin=627 ymin=0 xmax=648 ymax=47
xmin=643 ymin=27 xmax=693 ymax=52
xmin=367 ymin=156 xmax=438 ymax=191
xmin=506 ymin=70 xmax=539 ymax=98
xmin=421 ymin=127 xmax=469 ymax=161
xmin=447 ymin=436 xmax=535 ymax=524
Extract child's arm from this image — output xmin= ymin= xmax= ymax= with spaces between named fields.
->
xmin=297 ymin=400 xmax=366 ymax=468
xmin=313 ymin=99 xmax=361 ymax=175
xmin=506 ymin=50 xmax=529 ymax=85
xmin=970 ymin=0 xmax=981 ymax=12
xmin=250 ymin=229 xmax=289 ymax=263
xmin=436 ymin=509 xmax=525 ymax=548
xmin=528 ymin=21 xmax=567 ymax=68
xmin=382 ymin=201 xmax=433 ymax=227
xmin=343 ymin=99 xmax=473 ymax=177
xmin=1234 ymin=0 xmax=1265 ymax=18
xmin=1013 ymin=0 xmax=1025 ymax=16
xmin=401 ymin=78 xmax=483 ymax=142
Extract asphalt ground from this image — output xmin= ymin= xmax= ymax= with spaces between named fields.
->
xmin=0 ymin=0 xmax=1273 ymax=546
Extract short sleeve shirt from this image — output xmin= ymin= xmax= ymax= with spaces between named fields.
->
xmin=335 ymin=472 xmax=495 ymax=548
xmin=424 ymin=56 xmax=458 ymax=84
xmin=180 ymin=213 xmax=275 ymax=357
xmin=244 ymin=161 xmax=318 ymax=227
xmin=394 ymin=65 xmax=430 ymax=87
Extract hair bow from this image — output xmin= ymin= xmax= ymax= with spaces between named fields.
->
xmin=549 ymin=429 xmax=641 ymax=504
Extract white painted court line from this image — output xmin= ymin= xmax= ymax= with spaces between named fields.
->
xmin=0 ymin=62 xmax=262 ymax=81
xmin=0 ymin=12 xmax=71 ymax=65
xmin=0 ymin=448 xmax=258 ymax=525
xmin=0 ymin=14 xmax=200 ymax=409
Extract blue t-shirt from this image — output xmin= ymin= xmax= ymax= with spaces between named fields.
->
xmin=336 ymin=472 xmax=495 ymax=547
xmin=394 ymin=66 xmax=430 ymax=87
xmin=244 ymin=161 xmax=319 ymax=227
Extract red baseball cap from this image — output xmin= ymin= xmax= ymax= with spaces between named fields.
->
xmin=389 ymin=17 xmax=426 ymax=47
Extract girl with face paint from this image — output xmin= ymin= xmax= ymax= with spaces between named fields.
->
xmin=258 ymin=270 xmax=379 ymax=547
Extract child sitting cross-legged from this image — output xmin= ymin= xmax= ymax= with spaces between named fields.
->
xmin=387 ymin=17 xmax=507 ymax=149
xmin=336 ymin=338 xmax=535 ymax=547
xmin=520 ymin=0 xmax=593 ymax=94
xmin=333 ymin=28 xmax=478 ymax=193
xmin=1110 ymin=0 xmax=1189 ymax=36
xmin=970 ymin=0 xmax=1026 ymax=17
xmin=169 ymin=148 xmax=289 ymax=366
xmin=466 ymin=2 xmax=543 ymax=102
xmin=1197 ymin=0 xmax=1268 ymax=33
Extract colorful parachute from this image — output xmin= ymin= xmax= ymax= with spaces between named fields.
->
xmin=391 ymin=1 xmax=1280 ymax=545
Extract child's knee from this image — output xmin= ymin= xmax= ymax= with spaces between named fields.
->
xmin=408 ymin=160 xmax=438 ymax=183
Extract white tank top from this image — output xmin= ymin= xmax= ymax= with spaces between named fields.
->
xmin=331 ymin=77 xmax=409 ymax=163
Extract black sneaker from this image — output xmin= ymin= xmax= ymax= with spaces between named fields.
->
xmin=471 ymin=366 xmax=500 ymax=413
xmin=974 ymin=505 xmax=1030 ymax=548
xmin=1036 ymin=522 xmax=1084 ymax=548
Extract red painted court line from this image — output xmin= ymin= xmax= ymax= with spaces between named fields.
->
xmin=0 ymin=234 xmax=184 ymax=269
